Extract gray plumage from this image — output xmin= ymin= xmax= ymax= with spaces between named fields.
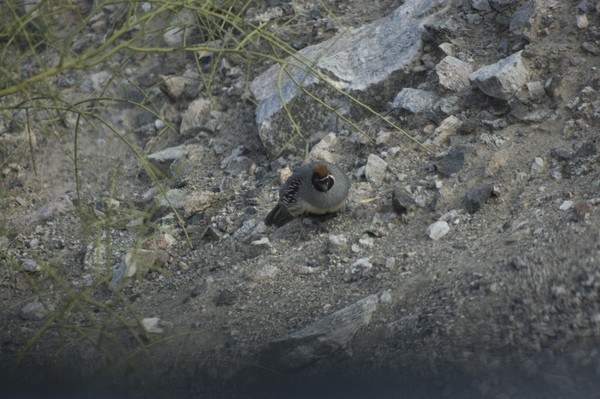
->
xmin=265 ymin=162 xmax=351 ymax=227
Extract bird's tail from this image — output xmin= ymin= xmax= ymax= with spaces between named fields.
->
xmin=265 ymin=203 xmax=295 ymax=227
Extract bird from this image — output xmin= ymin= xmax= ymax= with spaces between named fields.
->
xmin=265 ymin=161 xmax=351 ymax=227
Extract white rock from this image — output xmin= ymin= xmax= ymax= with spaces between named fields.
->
xmin=328 ymin=234 xmax=348 ymax=251
xmin=142 ymin=317 xmax=164 ymax=334
xmin=358 ymin=234 xmax=375 ymax=248
xmin=365 ymin=154 xmax=388 ymax=184
xmin=576 ymin=14 xmax=589 ymax=29
xmin=436 ymin=56 xmax=473 ymax=92
xmin=438 ymin=42 xmax=456 ymax=56
xmin=251 ymin=237 xmax=272 ymax=247
xmin=559 ymin=200 xmax=573 ymax=211
xmin=531 ymin=157 xmax=545 ymax=174
xmin=427 ymin=220 xmax=450 ymax=240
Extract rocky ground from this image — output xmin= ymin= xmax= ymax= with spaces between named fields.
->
xmin=2 ymin=0 xmax=600 ymax=398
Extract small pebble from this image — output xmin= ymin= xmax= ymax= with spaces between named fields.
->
xmin=465 ymin=184 xmax=494 ymax=214
xmin=531 ymin=157 xmax=545 ymax=174
xmin=22 ymin=259 xmax=42 ymax=272
xmin=576 ymin=14 xmax=589 ymax=29
xmin=141 ymin=317 xmax=164 ymax=334
xmin=427 ymin=221 xmax=450 ymax=240
xmin=559 ymin=200 xmax=573 ymax=211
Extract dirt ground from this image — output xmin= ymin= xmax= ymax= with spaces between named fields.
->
xmin=2 ymin=0 xmax=600 ymax=398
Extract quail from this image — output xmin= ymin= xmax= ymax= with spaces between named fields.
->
xmin=265 ymin=162 xmax=351 ymax=227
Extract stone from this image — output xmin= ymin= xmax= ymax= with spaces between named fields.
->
xmin=20 ymin=298 xmax=53 ymax=321
xmin=344 ymin=258 xmax=373 ymax=282
xmin=126 ymin=217 xmax=145 ymax=232
xmin=434 ymin=145 xmax=468 ymax=177
xmin=156 ymin=189 xmax=187 ymax=211
xmin=526 ymin=81 xmax=546 ymax=101
xmin=434 ymin=95 xmax=462 ymax=115
xmin=438 ymin=42 xmax=456 ymax=56
xmin=581 ymin=42 xmax=600 ymax=56
xmin=82 ymin=71 xmax=109 ymax=93
xmin=160 ymin=70 xmax=202 ymax=100
xmin=180 ymin=98 xmax=211 ymax=136
xmin=220 ymin=144 xmax=247 ymax=169
xmin=249 ymin=0 xmax=448 ymax=157
xmin=425 ymin=115 xmax=463 ymax=146
xmin=251 ymin=237 xmax=272 ymax=247
xmin=233 ymin=219 xmax=257 ymax=239
xmin=471 ymin=0 xmax=491 ymax=11
xmin=147 ymin=145 xmax=188 ymax=175
xmin=183 ymin=190 xmax=218 ymax=218
xmin=162 ymin=10 xmax=198 ymax=47
xmin=530 ymin=157 xmax=545 ymax=174
xmin=559 ymin=200 xmax=573 ymax=211
xmin=365 ymin=154 xmax=388 ymax=184
xmin=111 ymin=249 xmax=170 ymax=287
xmin=391 ymin=188 xmax=415 ymax=214
xmin=576 ymin=14 xmax=589 ymax=29
xmin=358 ymin=234 xmax=375 ymax=248
xmin=465 ymin=184 xmax=494 ymax=214
xmin=435 ymin=56 xmax=473 ymax=92
xmin=489 ymin=0 xmax=518 ymax=11
xmin=544 ymin=76 xmax=564 ymax=99
xmin=392 ymin=88 xmax=438 ymax=113
xmin=427 ymin=220 xmax=450 ymax=240
xmin=509 ymin=0 xmax=539 ymax=38
xmin=310 ymin=132 xmax=339 ymax=163
xmin=469 ymin=51 xmax=530 ymax=100
xmin=376 ymin=131 xmax=393 ymax=146
xmin=22 ymin=259 xmax=42 ymax=272
xmin=440 ymin=209 xmax=461 ymax=223
xmin=257 ymin=294 xmax=378 ymax=370
xmin=141 ymin=317 xmax=165 ymax=334
xmin=327 ymin=234 xmax=348 ymax=252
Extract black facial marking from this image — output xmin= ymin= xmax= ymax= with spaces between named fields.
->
xmin=312 ymin=173 xmax=335 ymax=193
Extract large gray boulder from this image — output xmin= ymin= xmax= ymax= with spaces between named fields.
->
xmin=250 ymin=0 xmax=448 ymax=158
